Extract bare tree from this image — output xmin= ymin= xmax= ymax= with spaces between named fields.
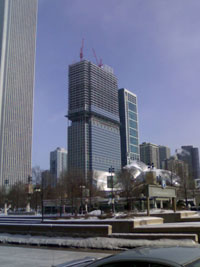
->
xmin=58 ymin=170 xmax=86 ymax=215
xmin=117 ymin=169 xmax=135 ymax=211
xmin=8 ymin=182 xmax=27 ymax=210
xmin=86 ymin=171 xmax=103 ymax=211
xmin=176 ymin=162 xmax=195 ymax=207
xmin=0 ymin=187 xmax=6 ymax=208
xmin=32 ymin=166 xmax=42 ymax=185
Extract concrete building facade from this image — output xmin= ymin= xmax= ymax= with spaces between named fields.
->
xmin=67 ymin=60 xmax=121 ymax=178
xmin=140 ymin=142 xmax=160 ymax=169
xmin=159 ymin=145 xmax=171 ymax=169
xmin=0 ymin=0 xmax=37 ymax=186
xmin=118 ymin=88 xmax=140 ymax=167
xmin=162 ymin=156 xmax=189 ymax=177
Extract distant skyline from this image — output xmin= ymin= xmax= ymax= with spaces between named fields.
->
xmin=33 ymin=0 xmax=200 ymax=170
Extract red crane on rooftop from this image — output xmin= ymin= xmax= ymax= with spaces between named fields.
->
xmin=92 ymin=48 xmax=103 ymax=67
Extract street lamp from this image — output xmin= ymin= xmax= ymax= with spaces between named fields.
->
xmin=148 ymin=163 xmax=154 ymax=170
xmin=26 ymin=176 xmax=32 ymax=213
xmin=4 ymin=179 xmax=9 ymax=215
xmin=109 ymin=166 xmax=115 ymax=213
xmin=34 ymin=179 xmax=44 ymax=223
xmin=34 ymin=186 xmax=40 ymax=214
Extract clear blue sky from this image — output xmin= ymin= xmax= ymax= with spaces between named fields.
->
xmin=33 ymin=0 xmax=200 ymax=170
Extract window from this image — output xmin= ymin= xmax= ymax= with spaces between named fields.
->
xmin=130 ymin=128 xmax=138 ymax=137
xmin=128 ymin=102 xmax=137 ymax=112
xmin=129 ymin=120 xmax=137 ymax=129
xmin=130 ymin=145 xmax=138 ymax=153
xmin=129 ymin=111 xmax=137 ymax=121
xmin=130 ymin=137 xmax=138 ymax=145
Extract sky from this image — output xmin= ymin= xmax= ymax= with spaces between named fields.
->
xmin=33 ymin=0 xmax=200 ymax=170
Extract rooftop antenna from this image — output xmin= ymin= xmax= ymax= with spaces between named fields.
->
xmin=92 ymin=48 xmax=103 ymax=67
xmin=80 ymin=38 xmax=84 ymax=61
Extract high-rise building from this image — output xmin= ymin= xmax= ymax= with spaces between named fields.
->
xmin=118 ymin=88 xmax=140 ymax=167
xmin=177 ymin=145 xmax=200 ymax=179
xmin=140 ymin=142 xmax=160 ymax=168
xmin=162 ymin=155 xmax=189 ymax=177
xmin=67 ymin=60 xmax=121 ymax=178
xmin=159 ymin=145 xmax=171 ymax=169
xmin=50 ymin=147 xmax=68 ymax=182
xmin=0 ymin=0 xmax=37 ymax=186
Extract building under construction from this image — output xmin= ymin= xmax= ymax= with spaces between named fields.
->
xmin=67 ymin=59 xmax=121 ymax=178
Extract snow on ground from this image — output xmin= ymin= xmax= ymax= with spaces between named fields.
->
xmin=138 ymin=221 xmax=200 ymax=228
xmin=0 ymin=233 xmax=199 ymax=250
xmin=136 ymin=209 xmax=199 ymax=215
xmin=89 ymin=210 xmax=102 ymax=216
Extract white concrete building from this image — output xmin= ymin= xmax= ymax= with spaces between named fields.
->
xmin=0 ymin=0 xmax=38 ymax=186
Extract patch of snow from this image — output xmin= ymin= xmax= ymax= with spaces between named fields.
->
xmin=89 ymin=210 xmax=101 ymax=216
xmin=0 ymin=233 xmax=198 ymax=250
xmin=132 ymin=217 xmax=162 ymax=222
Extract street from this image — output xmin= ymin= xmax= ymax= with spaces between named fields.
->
xmin=0 ymin=244 xmax=111 ymax=267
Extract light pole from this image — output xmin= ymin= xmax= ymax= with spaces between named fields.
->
xmin=148 ymin=162 xmax=154 ymax=170
xmin=4 ymin=179 xmax=9 ymax=215
xmin=35 ymin=186 xmax=40 ymax=214
xmin=26 ymin=176 xmax=32 ymax=213
xmin=147 ymin=163 xmax=154 ymax=216
xmin=34 ymin=179 xmax=43 ymax=222
xmin=109 ymin=166 xmax=115 ymax=213
xmin=41 ymin=176 xmax=44 ymax=222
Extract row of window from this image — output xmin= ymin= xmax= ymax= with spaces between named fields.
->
xmin=128 ymin=93 xmax=137 ymax=104
xmin=93 ymin=155 xmax=121 ymax=166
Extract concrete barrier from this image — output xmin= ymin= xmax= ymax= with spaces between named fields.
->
xmin=0 ymin=223 xmax=112 ymax=237
xmin=110 ymin=233 xmax=198 ymax=242
xmin=132 ymin=224 xmax=200 ymax=242
xmin=149 ymin=211 xmax=199 ymax=223
xmin=44 ymin=220 xmax=134 ymax=233
xmin=44 ymin=217 xmax=163 ymax=233
xmin=132 ymin=217 xmax=163 ymax=228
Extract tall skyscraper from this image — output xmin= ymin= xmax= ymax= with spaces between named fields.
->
xmin=50 ymin=147 xmax=68 ymax=181
xmin=0 ymin=0 xmax=37 ymax=186
xmin=177 ymin=145 xmax=200 ymax=179
xmin=67 ymin=60 xmax=121 ymax=178
xmin=159 ymin=145 xmax=171 ymax=169
xmin=118 ymin=88 xmax=140 ymax=167
xmin=140 ymin=142 xmax=160 ymax=168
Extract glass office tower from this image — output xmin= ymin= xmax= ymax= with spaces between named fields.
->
xmin=50 ymin=147 xmax=68 ymax=180
xmin=67 ymin=60 xmax=121 ymax=178
xmin=177 ymin=145 xmax=200 ymax=179
xmin=0 ymin=0 xmax=37 ymax=186
xmin=118 ymin=88 xmax=140 ymax=167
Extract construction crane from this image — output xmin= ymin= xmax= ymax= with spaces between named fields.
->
xmin=80 ymin=38 xmax=84 ymax=61
xmin=92 ymin=48 xmax=103 ymax=67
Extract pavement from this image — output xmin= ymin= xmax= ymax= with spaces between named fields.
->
xmin=0 ymin=245 xmax=110 ymax=267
